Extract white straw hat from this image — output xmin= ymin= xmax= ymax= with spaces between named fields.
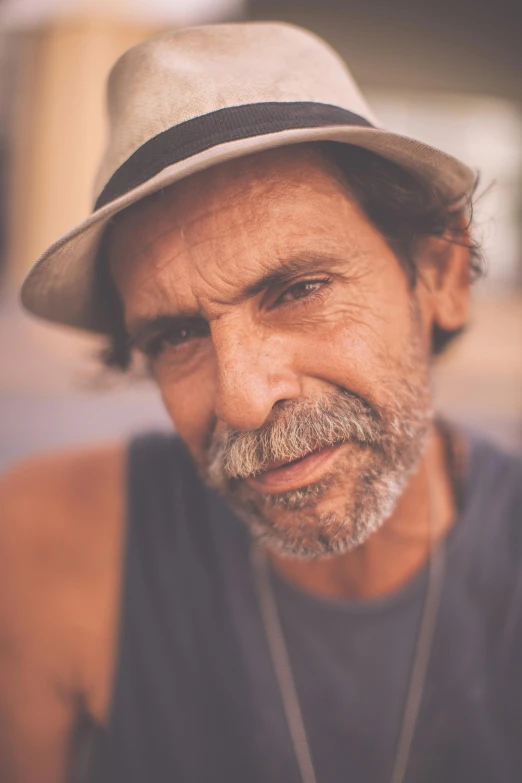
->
xmin=21 ymin=21 xmax=475 ymax=333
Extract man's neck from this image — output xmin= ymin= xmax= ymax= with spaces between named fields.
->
xmin=269 ymin=424 xmax=460 ymax=601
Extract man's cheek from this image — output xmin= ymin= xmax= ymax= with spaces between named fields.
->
xmin=294 ymin=328 xmax=387 ymax=412
xmin=160 ymin=387 xmax=214 ymax=463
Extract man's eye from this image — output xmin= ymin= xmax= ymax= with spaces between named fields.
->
xmin=168 ymin=327 xmax=195 ymax=344
xmin=277 ymin=277 xmax=331 ymax=304
xmin=145 ymin=322 xmax=209 ymax=358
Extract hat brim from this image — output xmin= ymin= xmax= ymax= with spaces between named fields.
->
xmin=21 ymin=123 xmax=476 ymax=334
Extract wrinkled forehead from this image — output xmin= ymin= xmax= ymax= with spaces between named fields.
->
xmin=105 ymin=144 xmax=365 ymax=311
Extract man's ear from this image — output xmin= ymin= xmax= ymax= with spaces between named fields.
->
xmin=416 ymin=221 xmax=472 ymax=334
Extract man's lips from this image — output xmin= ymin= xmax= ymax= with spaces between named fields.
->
xmin=244 ymin=443 xmax=344 ymax=493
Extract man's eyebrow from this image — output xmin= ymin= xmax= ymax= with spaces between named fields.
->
xmin=238 ymin=251 xmax=345 ymax=301
xmin=127 ymin=251 xmax=349 ymax=347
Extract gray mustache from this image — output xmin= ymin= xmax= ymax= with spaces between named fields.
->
xmin=206 ymin=392 xmax=383 ymax=482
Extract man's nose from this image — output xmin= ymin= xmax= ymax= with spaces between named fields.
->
xmin=212 ymin=322 xmax=301 ymax=432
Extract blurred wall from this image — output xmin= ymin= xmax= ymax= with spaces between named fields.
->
xmin=249 ymin=0 xmax=522 ymax=105
xmin=5 ymin=18 xmax=161 ymax=286
xmin=2 ymin=0 xmax=244 ymax=283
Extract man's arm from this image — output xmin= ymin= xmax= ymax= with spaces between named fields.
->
xmin=0 ymin=445 xmax=125 ymax=783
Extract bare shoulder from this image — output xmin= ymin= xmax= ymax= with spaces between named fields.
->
xmin=0 ymin=440 xmax=126 ymax=532
xmin=0 ymin=442 xmax=125 ymax=605
xmin=0 ymin=441 xmax=127 ymax=781
xmin=0 ymin=439 xmax=127 ymax=674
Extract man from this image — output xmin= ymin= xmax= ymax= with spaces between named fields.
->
xmin=0 ymin=21 xmax=521 ymax=783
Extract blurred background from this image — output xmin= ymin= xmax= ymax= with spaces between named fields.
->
xmin=0 ymin=0 xmax=521 ymax=472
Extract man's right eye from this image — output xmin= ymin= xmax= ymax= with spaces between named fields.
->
xmin=144 ymin=322 xmax=210 ymax=360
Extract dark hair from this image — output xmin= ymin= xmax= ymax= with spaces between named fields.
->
xmin=99 ymin=142 xmax=482 ymax=371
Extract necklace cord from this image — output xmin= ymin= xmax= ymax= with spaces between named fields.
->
xmin=389 ymin=462 xmax=446 ymax=783
xmin=251 ymin=543 xmax=318 ymax=783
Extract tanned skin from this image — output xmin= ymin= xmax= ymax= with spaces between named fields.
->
xmin=0 ymin=144 xmax=470 ymax=782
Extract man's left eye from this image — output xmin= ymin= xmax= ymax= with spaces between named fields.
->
xmin=277 ymin=278 xmax=330 ymax=304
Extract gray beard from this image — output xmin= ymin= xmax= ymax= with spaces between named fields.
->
xmin=203 ymin=312 xmax=432 ymax=559
xmin=230 ymin=439 xmax=427 ymax=559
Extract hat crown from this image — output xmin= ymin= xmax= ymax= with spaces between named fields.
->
xmin=95 ymin=21 xmax=377 ymax=196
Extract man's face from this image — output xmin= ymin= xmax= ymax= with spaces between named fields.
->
xmin=108 ymin=145 xmax=436 ymax=558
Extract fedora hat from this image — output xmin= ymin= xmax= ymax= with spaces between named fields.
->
xmin=21 ymin=21 xmax=475 ymax=333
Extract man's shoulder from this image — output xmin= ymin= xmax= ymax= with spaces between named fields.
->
xmin=0 ymin=440 xmax=127 ymax=628
xmin=465 ymin=430 xmax=522 ymax=512
xmin=0 ymin=441 xmax=127 ymax=547
xmin=463 ymin=430 xmax=522 ymax=545
xmin=0 ymin=439 xmax=127 ymax=492
xmin=467 ymin=435 xmax=522 ymax=685
xmin=0 ymin=441 xmax=128 ymax=719
xmin=461 ymin=431 xmax=522 ymax=602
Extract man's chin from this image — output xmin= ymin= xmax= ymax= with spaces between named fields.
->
xmin=244 ymin=504 xmax=362 ymax=560
xmin=225 ymin=457 xmax=410 ymax=559
xmin=204 ymin=413 xmax=430 ymax=559
xmin=225 ymin=479 xmax=365 ymax=559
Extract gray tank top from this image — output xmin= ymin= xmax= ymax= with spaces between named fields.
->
xmin=89 ymin=429 xmax=522 ymax=782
